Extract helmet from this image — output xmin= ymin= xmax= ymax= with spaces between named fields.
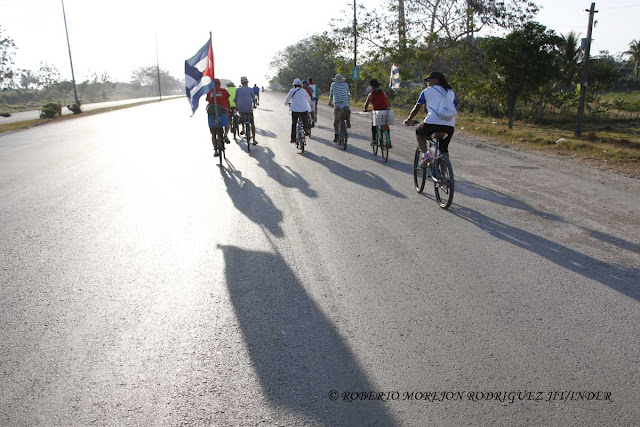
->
xmin=302 ymin=79 xmax=308 ymax=85
xmin=292 ymin=78 xmax=302 ymax=86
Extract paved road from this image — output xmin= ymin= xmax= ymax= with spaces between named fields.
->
xmin=1 ymin=93 xmax=638 ymax=426
xmin=0 ymin=95 xmax=182 ymax=124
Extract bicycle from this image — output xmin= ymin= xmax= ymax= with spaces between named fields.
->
xmin=337 ymin=106 xmax=349 ymax=151
xmin=209 ymin=119 xmax=226 ymax=166
xmin=413 ymin=131 xmax=454 ymax=209
xmin=295 ymin=115 xmax=306 ymax=153
xmin=230 ymin=108 xmax=239 ymax=139
xmin=368 ymin=109 xmax=393 ymax=162
xmin=239 ymin=112 xmax=253 ymax=152
xmin=207 ymin=105 xmax=227 ymax=165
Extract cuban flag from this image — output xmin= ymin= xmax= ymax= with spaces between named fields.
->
xmin=389 ymin=63 xmax=400 ymax=92
xmin=185 ymin=37 xmax=214 ymax=114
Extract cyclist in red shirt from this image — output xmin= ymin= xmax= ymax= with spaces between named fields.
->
xmin=363 ymin=78 xmax=392 ymax=147
xmin=206 ymin=79 xmax=231 ymax=156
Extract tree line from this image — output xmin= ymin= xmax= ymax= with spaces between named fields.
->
xmin=0 ymin=25 xmax=183 ymax=112
xmin=269 ymin=0 xmax=640 ymax=129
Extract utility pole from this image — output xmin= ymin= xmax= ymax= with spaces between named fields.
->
xmin=155 ymin=33 xmax=162 ymax=101
xmin=575 ymin=2 xmax=598 ymax=137
xmin=353 ymin=0 xmax=358 ymax=101
xmin=61 ymin=0 xmax=80 ymax=111
xmin=398 ymin=0 xmax=407 ymax=49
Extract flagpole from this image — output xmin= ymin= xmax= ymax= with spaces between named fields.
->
xmin=210 ymin=32 xmax=218 ymax=120
xmin=156 ymin=32 xmax=162 ymax=102
xmin=61 ymin=0 xmax=80 ymax=111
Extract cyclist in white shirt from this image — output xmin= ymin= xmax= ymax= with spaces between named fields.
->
xmin=284 ymin=78 xmax=313 ymax=143
xmin=404 ymin=71 xmax=457 ymax=167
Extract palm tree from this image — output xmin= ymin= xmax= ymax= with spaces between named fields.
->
xmin=559 ymin=31 xmax=581 ymax=88
xmin=624 ymin=39 xmax=640 ymax=81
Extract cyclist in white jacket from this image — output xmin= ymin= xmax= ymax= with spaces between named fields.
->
xmin=284 ymin=78 xmax=313 ymax=143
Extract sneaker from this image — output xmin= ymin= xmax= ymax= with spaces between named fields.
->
xmin=370 ymin=140 xmax=377 ymax=146
xmin=214 ymin=151 xmax=220 ymax=157
xmin=240 ymin=130 xmax=244 ymax=135
xmin=252 ymin=140 xmax=258 ymax=145
xmin=224 ymin=136 xmax=230 ymax=144
xmin=333 ymin=134 xmax=339 ymax=143
xmin=290 ymin=140 xmax=296 ymax=143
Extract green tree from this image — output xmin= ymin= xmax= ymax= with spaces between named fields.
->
xmin=130 ymin=66 xmax=182 ymax=95
xmin=623 ymin=39 xmax=640 ymax=81
xmin=480 ymin=22 xmax=561 ymax=129
xmin=19 ymin=69 xmax=39 ymax=90
xmin=37 ymin=62 xmax=62 ymax=89
xmin=269 ymin=33 xmax=341 ymax=93
xmin=559 ymin=31 xmax=581 ymax=88
xmin=1 ymin=25 xmax=16 ymax=88
xmin=588 ymin=53 xmax=621 ymax=94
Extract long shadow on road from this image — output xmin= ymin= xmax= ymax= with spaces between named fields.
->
xmin=457 ymin=180 xmax=640 ymax=262
xmin=312 ymin=135 xmax=412 ymax=177
xmin=302 ymin=151 xmax=407 ymax=199
xmin=254 ymin=146 xmax=317 ymax=198
xmin=449 ymin=205 xmax=639 ymax=301
xmin=218 ymin=244 xmax=397 ymax=426
xmin=219 ymin=162 xmax=284 ymax=237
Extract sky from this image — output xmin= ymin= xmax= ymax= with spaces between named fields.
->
xmin=1 ymin=0 xmax=638 ymax=86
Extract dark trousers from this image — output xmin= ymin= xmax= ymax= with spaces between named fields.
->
xmin=291 ymin=111 xmax=310 ymax=141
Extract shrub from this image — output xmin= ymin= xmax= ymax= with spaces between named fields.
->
xmin=39 ymin=103 xmax=62 ymax=119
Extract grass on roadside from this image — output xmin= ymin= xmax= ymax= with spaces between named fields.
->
xmin=457 ymin=113 xmax=640 ymax=177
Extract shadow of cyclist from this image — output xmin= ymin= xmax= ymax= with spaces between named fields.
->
xmin=218 ymin=244 xmax=397 ymax=426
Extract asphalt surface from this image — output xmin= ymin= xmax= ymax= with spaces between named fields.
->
xmin=1 ymin=92 xmax=639 ymax=426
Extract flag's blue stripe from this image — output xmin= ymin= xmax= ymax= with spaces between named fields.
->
xmin=184 ymin=39 xmax=212 ymax=113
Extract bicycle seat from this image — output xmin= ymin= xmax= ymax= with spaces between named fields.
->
xmin=431 ymin=132 xmax=448 ymax=141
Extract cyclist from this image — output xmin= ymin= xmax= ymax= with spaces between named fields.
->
xmin=252 ymin=84 xmax=260 ymax=107
xmin=284 ymin=78 xmax=313 ymax=143
xmin=403 ymin=71 xmax=456 ymax=167
xmin=226 ymin=81 xmax=237 ymax=141
xmin=363 ymin=78 xmax=391 ymax=148
xmin=206 ymin=79 xmax=230 ymax=157
xmin=328 ymin=73 xmax=350 ymax=143
xmin=307 ymin=77 xmax=319 ymax=126
xmin=234 ymin=76 xmax=257 ymax=145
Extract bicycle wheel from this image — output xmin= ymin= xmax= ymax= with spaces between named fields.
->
xmin=380 ymin=130 xmax=389 ymax=163
xmin=216 ymin=128 xmax=224 ymax=166
xmin=434 ymin=155 xmax=454 ymax=209
xmin=232 ymin=116 xmax=238 ymax=139
xmin=413 ymin=149 xmax=426 ymax=193
xmin=246 ymin=121 xmax=252 ymax=152
xmin=340 ymin=121 xmax=347 ymax=151
xmin=372 ymin=127 xmax=379 ymax=156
